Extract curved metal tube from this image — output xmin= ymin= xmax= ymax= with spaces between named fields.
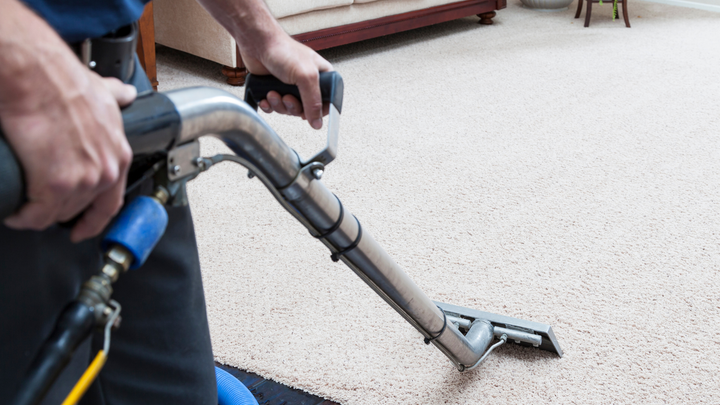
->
xmin=167 ymin=87 xmax=301 ymax=188
xmin=165 ymin=87 xmax=490 ymax=370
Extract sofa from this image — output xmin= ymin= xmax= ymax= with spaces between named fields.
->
xmin=153 ymin=0 xmax=506 ymax=85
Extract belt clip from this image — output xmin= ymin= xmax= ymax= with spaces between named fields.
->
xmin=81 ymin=39 xmax=97 ymax=70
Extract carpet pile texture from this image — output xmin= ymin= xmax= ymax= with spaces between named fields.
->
xmin=157 ymin=2 xmax=720 ymax=403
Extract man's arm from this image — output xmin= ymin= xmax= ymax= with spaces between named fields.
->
xmin=0 ymin=0 xmax=136 ymax=242
xmin=195 ymin=0 xmax=333 ymax=130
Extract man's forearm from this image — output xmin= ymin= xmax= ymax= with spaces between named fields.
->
xmin=194 ymin=0 xmax=285 ymax=57
xmin=0 ymin=0 xmax=87 ymax=111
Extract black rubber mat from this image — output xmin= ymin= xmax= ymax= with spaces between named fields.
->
xmin=216 ymin=363 xmax=340 ymax=405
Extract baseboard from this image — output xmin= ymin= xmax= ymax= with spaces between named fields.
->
xmin=639 ymin=0 xmax=720 ymax=12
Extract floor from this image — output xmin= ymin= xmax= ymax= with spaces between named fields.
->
xmin=161 ymin=1 xmax=720 ymax=403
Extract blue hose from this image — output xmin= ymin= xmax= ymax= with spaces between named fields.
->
xmin=215 ymin=366 xmax=259 ymax=405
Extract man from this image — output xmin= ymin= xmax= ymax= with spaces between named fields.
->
xmin=0 ymin=0 xmax=332 ymax=403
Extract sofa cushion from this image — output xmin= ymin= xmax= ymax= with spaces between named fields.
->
xmin=278 ymin=0 xmax=467 ymax=36
xmin=264 ymin=0 xmax=353 ymax=19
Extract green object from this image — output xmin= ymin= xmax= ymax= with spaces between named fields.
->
xmin=598 ymin=0 xmax=619 ymax=20
xmin=613 ymin=0 xmax=618 ymax=20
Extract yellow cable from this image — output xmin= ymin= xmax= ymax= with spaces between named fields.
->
xmin=61 ymin=350 xmax=107 ymax=405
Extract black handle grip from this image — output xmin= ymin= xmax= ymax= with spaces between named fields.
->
xmin=0 ymin=91 xmax=181 ymax=221
xmin=122 ymin=90 xmax=181 ymax=156
xmin=0 ymin=132 xmax=24 ymax=220
xmin=244 ymin=71 xmax=344 ymax=114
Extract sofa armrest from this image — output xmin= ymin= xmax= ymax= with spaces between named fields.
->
xmin=154 ymin=0 xmax=237 ymax=67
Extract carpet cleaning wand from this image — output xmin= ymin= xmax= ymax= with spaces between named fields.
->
xmin=0 ymin=72 xmax=562 ymax=374
xmin=181 ymin=72 xmax=563 ymax=370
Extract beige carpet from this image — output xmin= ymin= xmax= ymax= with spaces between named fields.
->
xmin=156 ymin=1 xmax=720 ymax=403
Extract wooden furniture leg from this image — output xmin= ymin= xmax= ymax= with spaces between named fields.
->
xmin=222 ymin=66 xmax=247 ymax=86
xmin=136 ymin=2 xmax=158 ymax=90
xmin=575 ymin=0 xmax=583 ymax=19
xmin=477 ymin=11 xmax=496 ymax=25
xmin=622 ymin=0 xmax=631 ymax=27
xmin=584 ymin=0 xmax=592 ymax=27
xmin=222 ymin=45 xmax=249 ymax=86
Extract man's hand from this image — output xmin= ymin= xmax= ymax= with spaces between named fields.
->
xmin=196 ymin=0 xmax=333 ymax=129
xmin=242 ymin=40 xmax=332 ymax=130
xmin=0 ymin=0 xmax=136 ymax=242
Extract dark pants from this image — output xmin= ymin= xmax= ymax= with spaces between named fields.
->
xmin=0 ymin=58 xmax=218 ymax=405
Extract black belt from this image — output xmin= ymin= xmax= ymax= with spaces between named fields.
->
xmin=68 ymin=22 xmax=138 ymax=83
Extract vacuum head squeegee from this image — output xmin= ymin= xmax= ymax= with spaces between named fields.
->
xmin=436 ymin=301 xmax=563 ymax=359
